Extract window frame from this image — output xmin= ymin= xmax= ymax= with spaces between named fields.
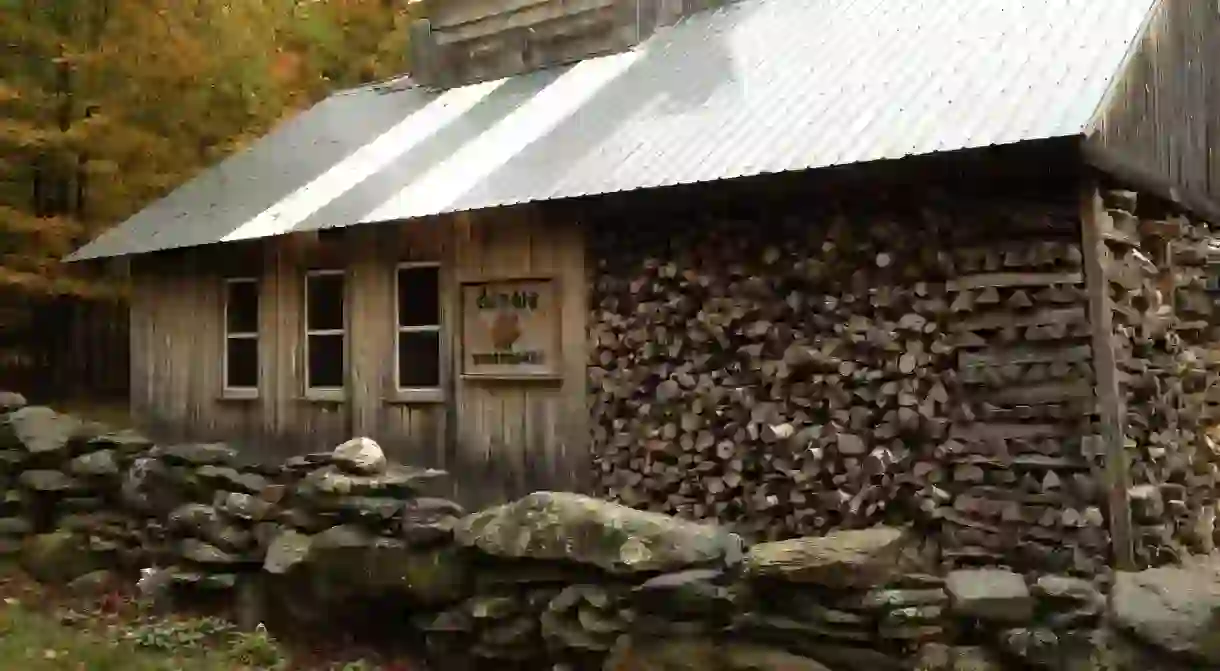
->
xmin=393 ymin=261 xmax=444 ymax=402
xmin=222 ymin=277 xmax=260 ymax=398
xmin=304 ymin=268 xmax=347 ymax=398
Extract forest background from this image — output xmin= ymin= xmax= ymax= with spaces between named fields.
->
xmin=0 ymin=0 xmax=416 ymax=391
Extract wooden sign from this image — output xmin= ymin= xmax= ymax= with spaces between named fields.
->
xmin=461 ymin=278 xmax=560 ymax=378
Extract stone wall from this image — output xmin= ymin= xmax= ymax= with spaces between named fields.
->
xmin=1 ymin=393 xmax=1219 ymax=670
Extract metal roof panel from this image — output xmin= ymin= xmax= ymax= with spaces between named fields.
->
xmin=69 ymin=0 xmax=1156 ymax=261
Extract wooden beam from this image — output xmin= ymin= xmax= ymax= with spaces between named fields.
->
xmin=1082 ymin=141 xmax=1220 ymax=223
xmin=1080 ymin=180 xmax=1135 ymax=571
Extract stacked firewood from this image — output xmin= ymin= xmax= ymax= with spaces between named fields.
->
xmin=589 ymin=209 xmax=961 ymax=543
xmin=1106 ymin=187 xmax=1220 ymax=566
xmin=931 ymin=203 xmax=1106 ymax=575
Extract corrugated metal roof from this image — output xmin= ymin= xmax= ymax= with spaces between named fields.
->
xmin=69 ymin=0 xmax=1157 ymax=261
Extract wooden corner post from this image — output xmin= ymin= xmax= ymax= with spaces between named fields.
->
xmin=1080 ymin=181 xmax=1135 ymax=571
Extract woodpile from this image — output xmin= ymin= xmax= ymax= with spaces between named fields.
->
xmin=1102 ymin=188 xmax=1220 ymax=567
xmin=588 ymin=193 xmax=1118 ymax=575
xmin=933 ymin=204 xmax=1105 ymax=576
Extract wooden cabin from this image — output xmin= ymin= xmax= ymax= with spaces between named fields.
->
xmin=71 ymin=0 xmax=1220 ymax=571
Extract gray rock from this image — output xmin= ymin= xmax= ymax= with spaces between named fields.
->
xmin=67 ymin=449 xmax=119 ymax=478
xmin=296 ymin=464 xmax=447 ymax=499
xmin=946 ymin=569 xmax=1033 ymax=624
xmin=214 ymin=491 xmax=275 ymax=522
xmin=455 ymin=491 xmax=745 ymax=574
xmin=634 ymin=569 xmax=731 ymax=619
xmin=1000 ymin=628 xmax=1060 ymax=669
xmin=88 ymin=429 xmax=153 ymax=455
xmin=0 ymin=517 xmax=31 ymax=536
xmin=264 ymin=529 xmax=312 ymax=575
xmin=1033 ymin=574 xmax=1103 ymax=604
xmin=310 ymin=526 xmax=470 ymax=605
xmin=312 ymin=496 xmax=405 ymax=524
xmin=158 ymin=442 xmax=237 ymax=467
xmin=58 ymin=496 xmax=104 ymax=513
xmin=283 ymin=452 xmax=333 ymax=473
xmin=195 ymin=465 xmax=269 ymax=494
xmin=859 ymin=588 xmax=948 ymax=610
xmin=801 ymin=644 xmax=905 ymax=671
xmin=168 ymin=503 xmax=218 ymax=535
xmin=744 ymin=527 xmax=912 ymax=588
xmin=7 ymin=407 xmax=79 ymax=456
xmin=1111 ymin=558 xmax=1220 ymax=663
xmin=0 ymin=391 xmax=27 ymax=412
xmin=725 ymin=644 xmax=833 ymax=671
xmin=19 ymin=469 xmax=84 ymax=493
xmin=1129 ymin=485 xmax=1165 ymax=524
xmin=21 ymin=531 xmax=106 ymax=584
xmin=0 ymin=450 xmax=26 ymax=473
xmin=66 ymin=570 xmax=116 ymax=597
xmin=401 ymin=497 xmax=465 ymax=546
xmin=179 ymin=538 xmax=241 ymax=564
xmin=331 ymin=436 xmax=386 ymax=475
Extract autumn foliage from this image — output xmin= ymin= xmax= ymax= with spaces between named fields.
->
xmin=0 ymin=0 xmax=411 ymax=374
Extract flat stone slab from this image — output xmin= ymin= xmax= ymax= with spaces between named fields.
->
xmin=1111 ymin=557 xmax=1220 ymax=663
xmin=946 ymin=569 xmax=1033 ymax=624
xmin=455 ymin=491 xmax=744 ymax=574
xmin=744 ymin=527 xmax=911 ymax=588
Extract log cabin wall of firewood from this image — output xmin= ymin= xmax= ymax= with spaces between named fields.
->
xmin=586 ymin=178 xmax=1220 ymax=578
xmin=1093 ymin=185 xmax=1220 ymax=570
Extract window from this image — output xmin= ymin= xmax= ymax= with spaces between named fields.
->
xmin=305 ymin=270 xmax=346 ymax=391
xmin=396 ymin=263 xmax=441 ymax=389
xmin=223 ymin=278 xmax=259 ymax=392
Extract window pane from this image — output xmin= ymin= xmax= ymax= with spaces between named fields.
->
xmin=398 ymin=331 xmax=440 ymax=388
xmin=226 ymin=337 xmax=258 ymax=389
xmin=226 ymin=281 xmax=259 ymax=334
xmin=398 ymin=266 xmax=439 ymax=327
xmin=307 ymin=273 xmax=344 ymax=331
xmin=308 ymin=334 xmax=345 ymax=388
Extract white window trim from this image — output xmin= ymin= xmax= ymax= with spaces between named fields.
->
xmin=304 ymin=269 xmax=346 ymax=394
xmin=395 ymin=261 xmax=442 ymax=393
xmin=222 ymin=277 xmax=259 ymax=396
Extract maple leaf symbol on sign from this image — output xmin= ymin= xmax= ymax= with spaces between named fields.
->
xmin=491 ymin=311 xmax=521 ymax=350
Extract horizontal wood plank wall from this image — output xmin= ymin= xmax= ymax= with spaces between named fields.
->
xmin=450 ymin=210 xmax=589 ymax=509
xmin=1086 ymin=0 xmax=1220 ymax=205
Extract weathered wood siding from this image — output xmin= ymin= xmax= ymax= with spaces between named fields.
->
xmin=1085 ymin=0 xmax=1220 ymax=211
xmin=129 ymin=213 xmax=588 ymax=507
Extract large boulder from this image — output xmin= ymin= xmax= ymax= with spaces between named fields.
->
xmin=20 ymin=531 xmax=107 ymax=584
xmin=1111 ymin=558 xmax=1220 ymax=663
xmin=743 ymin=527 xmax=912 ymax=588
xmin=308 ymin=525 xmax=470 ymax=605
xmin=0 ymin=391 xmax=27 ymax=412
xmin=331 ymin=437 xmax=386 ymax=475
xmin=455 ymin=492 xmax=745 ymax=574
xmin=4 ymin=407 xmax=79 ymax=457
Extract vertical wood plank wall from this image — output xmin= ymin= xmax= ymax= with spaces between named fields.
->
xmin=128 ymin=212 xmax=588 ymax=507
xmin=1086 ymin=0 xmax=1220 ymax=202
